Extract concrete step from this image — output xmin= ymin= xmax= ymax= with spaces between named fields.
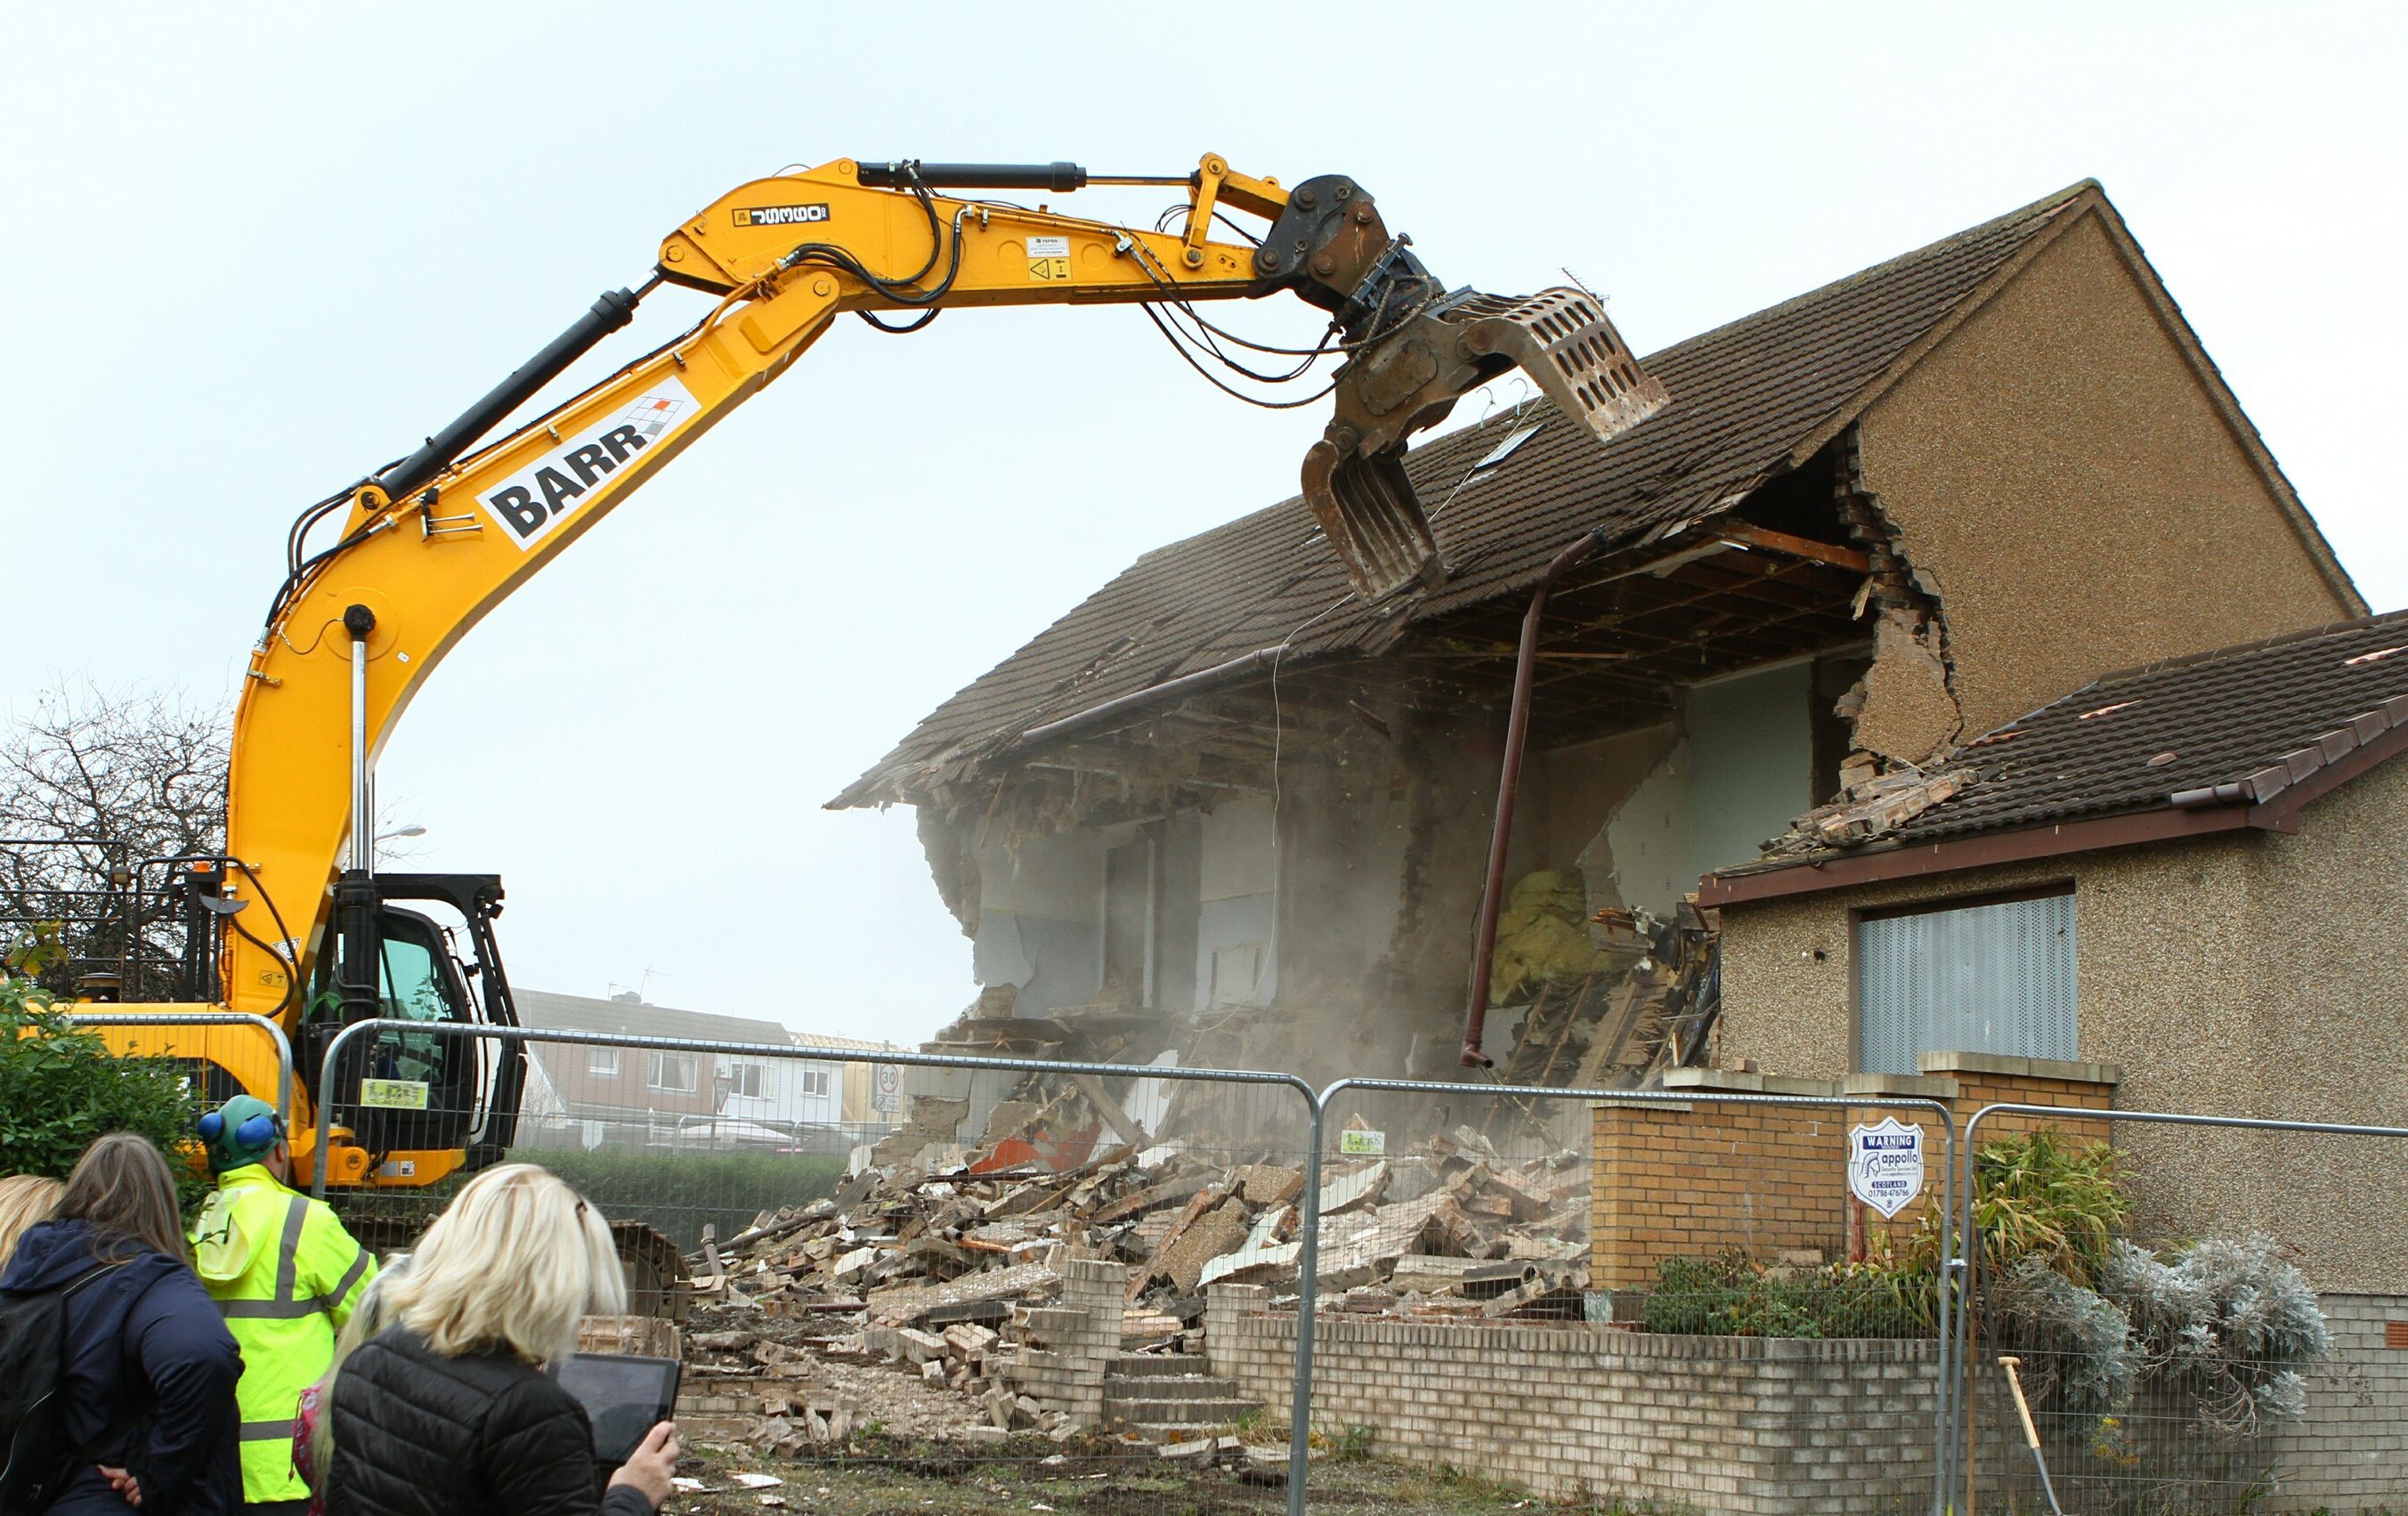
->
xmin=1109 ymin=1353 xmax=1213 ymax=1377
xmin=1115 ymin=1419 xmax=1261 ymax=1439
xmin=1105 ymin=1374 xmax=1243 ymax=1401
xmin=1107 ymin=1396 xmax=1258 ymax=1426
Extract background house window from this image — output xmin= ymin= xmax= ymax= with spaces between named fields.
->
xmin=799 ymin=1067 xmax=831 ymax=1100
xmin=588 ymin=1048 xmax=620 ymax=1077
xmin=647 ymin=1052 xmax=698 ymax=1094
xmin=725 ymin=1061 xmax=764 ymax=1099
xmin=1855 ymin=888 xmax=2076 ymax=1076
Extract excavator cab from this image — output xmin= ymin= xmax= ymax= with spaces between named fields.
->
xmin=303 ymin=873 xmax=526 ymax=1178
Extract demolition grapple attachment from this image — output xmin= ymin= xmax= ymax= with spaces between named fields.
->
xmin=1261 ymin=177 xmax=1669 ymax=601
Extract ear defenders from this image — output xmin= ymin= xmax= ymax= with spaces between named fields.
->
xmin=198 ymin=1108 xmax=280 ymax=1152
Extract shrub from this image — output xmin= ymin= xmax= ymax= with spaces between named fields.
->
xmin=1958 ymin=1127 xmax=2130 ymax=1287
xmin=1991 ymin=1254 xmax=2143 ymax=1414
xmin=1993 ymin=1232 xmax=2331 ymax=1439
xmin=1642 ymin=1252 xmax=1929 ymax=1339
xmin=0 ymin=970 xmax=207 ymax=1205
xmin=2104 ymin=1233 xmax=2330 ymax=1436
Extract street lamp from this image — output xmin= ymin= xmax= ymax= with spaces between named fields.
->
xmin=375 ymin=824 xmax=427 ymax=842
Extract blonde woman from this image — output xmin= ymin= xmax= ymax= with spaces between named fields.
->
xmin=321 ymin=1165 xmax=678 ymax=1516
xmin=0 ymin=1172 xmax=63 ymax=1268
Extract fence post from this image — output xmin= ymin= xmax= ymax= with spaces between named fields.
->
xmin=1286 ymin=1090 xmax=1329 ymax=1516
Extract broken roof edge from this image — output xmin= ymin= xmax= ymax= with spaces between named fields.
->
xmin=823 ymin=510 xmax=1784 ymax=815
xmin=824 ymin=180 xmax=2165 ymax=815
xmin=1697 ymin=718 xmax=2408 ymax=911
xmin=1702 ymin=613 xmax=2408 ymax=906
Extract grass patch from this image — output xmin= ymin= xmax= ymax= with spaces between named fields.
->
xmin=326 ymin=1147 xmax=847 ymax=1254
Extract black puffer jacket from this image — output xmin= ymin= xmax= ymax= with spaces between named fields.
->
xmin=323 ymin=1327 xmax=652 ymax=1516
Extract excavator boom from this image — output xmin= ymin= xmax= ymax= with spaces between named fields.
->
xmin=173 ymin=151 xmax=1666 ymax=1188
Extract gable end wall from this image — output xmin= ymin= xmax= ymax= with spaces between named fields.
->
xmin=1854 ymin=209 xmax=2355 ymax=739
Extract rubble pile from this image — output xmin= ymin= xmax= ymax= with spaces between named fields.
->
xmin=675 ymin=1076 xmax=1595 ymax=1443
xmin=1759 ymin=758 xmax=1974 ymax=856
xmin=686 ymin=1132 xmax=1588 ymax=1323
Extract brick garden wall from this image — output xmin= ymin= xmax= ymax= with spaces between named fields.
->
xmin=2260 ymin=1294 xmax=2408 ymax=1512
xmin=1590 ymin=1055 xmax=2118 ymax=1290
xmin=1205 ymin=1285 xmax=1939 ymax=1514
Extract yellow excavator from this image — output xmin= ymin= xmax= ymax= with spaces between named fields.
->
xmin=51 ymin=153 xmax=1666 ymax=1212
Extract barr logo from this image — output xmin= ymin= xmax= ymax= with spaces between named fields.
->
xmin=479 ymin=378 xmax=699 ymax=549
xmin=734 ymin=202 xmax=831 ymax=228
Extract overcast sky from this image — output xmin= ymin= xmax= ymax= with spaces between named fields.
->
xmin=4 ymin=4 xmax=2400 ymax=1043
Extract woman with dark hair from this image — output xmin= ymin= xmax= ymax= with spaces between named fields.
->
xmin=0 ymin=1133 xmax=244 ymax=1516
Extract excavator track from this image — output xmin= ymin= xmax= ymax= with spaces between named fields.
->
xmin=331 ymin=1204 xmax=687 ymax=1322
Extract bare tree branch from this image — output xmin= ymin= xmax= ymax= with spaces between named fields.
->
xmin=1 ymin=682 xmax=230 ymax=996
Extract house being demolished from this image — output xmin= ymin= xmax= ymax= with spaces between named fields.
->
xmin=831 ymin=178 xmax=2361 ymax=1114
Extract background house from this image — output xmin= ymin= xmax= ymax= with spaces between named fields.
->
xmin=834 ymin=179 xmax=2361 ymax=1103
xmin=512 ymin=988 xmax=896 ymax=1149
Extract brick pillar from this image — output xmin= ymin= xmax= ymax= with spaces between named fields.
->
xmin=1057 ymin=1259 xmax=1125 ymax=1427
xmin=1204 ymin=1283 xmax=1269 ymax=1380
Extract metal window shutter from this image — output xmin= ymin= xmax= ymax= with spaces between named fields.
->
xmin=1854 ymin=894 xmax=2076 ymax=1074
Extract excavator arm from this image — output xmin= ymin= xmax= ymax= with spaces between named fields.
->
xmin=219 ymin=152 xmax=1667 ymax=1085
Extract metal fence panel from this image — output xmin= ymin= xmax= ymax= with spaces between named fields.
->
xmin=63 ymin=1010 xmax=295 ymax=1124
xmin=1276 ymin=1077 xmax=1958 ymax=1516
xmin=1951 ymin=1104 xmax=2408 ymax=1514
xmin=309 ymin=1021 xmax=1320 ymax=1516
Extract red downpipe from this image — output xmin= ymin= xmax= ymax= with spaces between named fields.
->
xmin=1461 ymin=530 xmax=1609 ymax=1066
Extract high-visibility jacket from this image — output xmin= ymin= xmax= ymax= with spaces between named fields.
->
xmin=191 ymin=1163 xmax=377 ymax=1504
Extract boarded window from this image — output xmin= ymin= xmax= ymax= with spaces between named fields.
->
xmin=1855 ymin=888 xmax=2075 ymax=1075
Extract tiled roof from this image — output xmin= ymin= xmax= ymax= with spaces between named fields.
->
xmin=788 ymin=1030 xmax=901 ymax=1053
xmin=832 ymin=182 xmax=2104 ymax=808
xmin=1894 ymin=611 xmax=2408 ymax=844
xmin=514 ymin=989 xmax=793 ymax=1049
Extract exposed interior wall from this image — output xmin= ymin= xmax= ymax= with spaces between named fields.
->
xmin=1151 ymin=814 xmax=1203 ymax=1020
xmin=1715 ymin=757 xmax=2408 ymax=1291
xmin=1854 ymin=209 xmax=2357 ymax=740
xmin=1509 ymin=726 xmax=1674 ymax=878
xmin=1579 ymin=663 xmax=1816 ymax=919
xmin=1269 ymin=733 xmax=1413 ymax=1040
xmin=971 ymin=829 xmax=1107 ymax=1017
xmin=1196 ymin=795 xmax=1277 ymax=1012
xmin=1348 ymin=717 xmax=1493 ymax=1082
xmin=1688 ymin=662 xmax=1816 ymax=879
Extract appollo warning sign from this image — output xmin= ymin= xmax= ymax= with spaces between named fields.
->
xmin=1846 ymin=1117 xmax=1926 ymax=1219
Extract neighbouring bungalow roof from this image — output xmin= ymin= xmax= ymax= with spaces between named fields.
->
xmin=833 ymin=179 xmax=2339 ymax=810
xmin=1706 ymin=610 xmax=2408 ymax=903
xmin=514 ymin=989 xmax=793 ymax=1050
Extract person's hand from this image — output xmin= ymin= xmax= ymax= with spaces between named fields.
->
xmin=606 ymin=1422 xmax=679 ymax=1510
xmin=97 ymin=1466 xmax=142 ymax=1508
